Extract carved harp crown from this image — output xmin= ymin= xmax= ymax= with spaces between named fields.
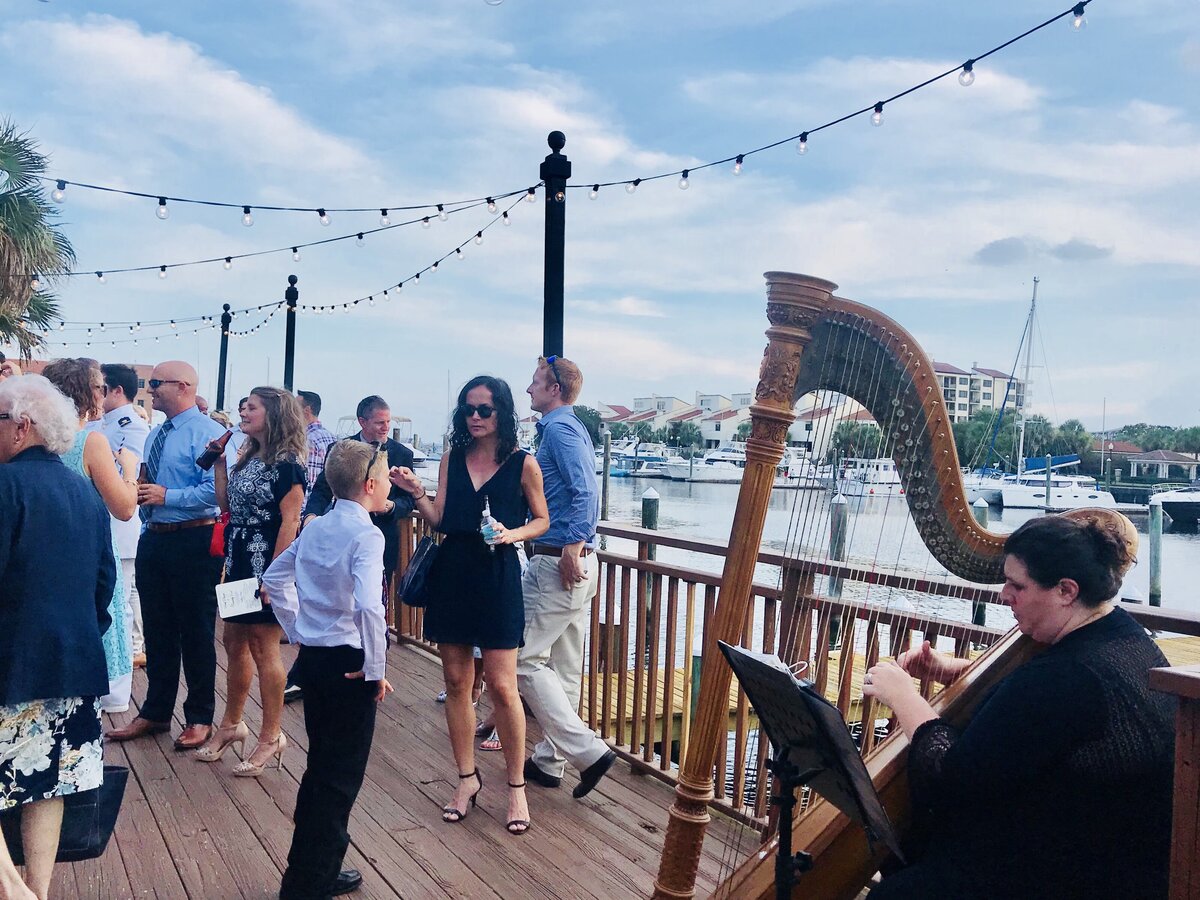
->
xmin=653 ymin=272 xmax=1134 ymax=900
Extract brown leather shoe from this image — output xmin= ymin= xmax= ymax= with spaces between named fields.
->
xmin=132 ymin=652 xmax=147 ymax=668
xmin=173 ymin=724 xmax=213 ymax=751
xmin=106 ymin=717 xmax=170 ymax=742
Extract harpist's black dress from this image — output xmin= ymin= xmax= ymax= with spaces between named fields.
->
xmin=424 ymin=448 xmax=529 ymax=649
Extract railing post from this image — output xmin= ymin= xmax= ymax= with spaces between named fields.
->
xmin=1148 ymin=664 xmax=1200 ymax=900
xmin=642 ymin=487 xmax=660 ymax=561
xmin=828 ymin=493 xmax=848 ymax=649
xmin=283 ymin=275 xmax=298 ymax=392
xmin=216 ymin=303 xmax=232 ymax=411
xmin=600 ymin=432 xmax=611 ymax=552
xmin=971 ymin=498 xmax=990 ymax=628
xmin=540 ymin=131 xmax=570 ymax=358
xmin=1149 ymin=498 xmax=1163 ymax=607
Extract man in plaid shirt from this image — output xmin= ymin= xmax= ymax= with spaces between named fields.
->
xmin=298 ymin=390 xmax=337 ymax=497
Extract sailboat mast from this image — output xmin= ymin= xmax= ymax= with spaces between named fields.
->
xmin=1015 ymin=276 xmax=1038 ymax=477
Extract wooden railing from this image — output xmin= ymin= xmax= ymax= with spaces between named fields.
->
xmin=1149 ymin=664 xmax=1200 ymax=900
xmin=388 ymin=516 xmax=1200 ymax=836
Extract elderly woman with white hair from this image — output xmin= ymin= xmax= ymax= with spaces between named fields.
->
xmin=0 ymin=375 xmax=115 ymax=900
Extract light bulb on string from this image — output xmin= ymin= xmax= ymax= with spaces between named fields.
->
xmin=456 ymin=248 xmax=464 ymax=259
xmin=678 ymin=169 xmax=690 ymax=190
xmin=292 ymin=247 xmax=301 ymax=262
xmin=502 ymin=211 xmax=511 ymax=226
xmin=1071 ymin=2 xmax=1086 ymax=30
xmin=958 ymin=60 xmax=975 ymax=86
xmin=414 ymin=273 xmax=421 ymax=284
xmin=474 ymin=231 xmax=483 ymax=245
xmin=368 ymin=296 xmax=375 ymax=307
xmin=525 ymin=188 xmax=537 ymax=203
xmin=158 ymin=266 xmax=168 ymax=279
xmin=486 ymin=198 xmax=497 ymax=214
xmin=589 ymin=184 xmax=599 ymax=200
xmin=51 ymin=180 xmax=67 ymax=203
xmin=317 ymin=208 xmax=331 ymax=226
xmin=135 ymin=322 xmax=141 ymax=331
xmin=356 ymin=233 xmax=365 ymax=247
xmin=170 ymin=320 xmax=177 ymax=329
xmin=796 ymin=133 xmax=809 ymax=155
xmin=58 ymin=322 xmax=64 ymax=331
xmin=241 ymin=206 xmax=254 ymax=227
xmin=96 ymin=272 xmax=106 ymax=284
xmin=437 ymin=204 xmax=448 ymax=221
xmin=422 ymin=216 xmax=431 ymax=228
xmin=626 ymin=178 xmax=641 ymax=195
xmin=129 ymin=325 xmax=135 ymax=334
xmin=224 ymin=257 xmax=233 ymax=270
xmin=380 ymin=209 xmax=390 ymax=226
xmin=431 ymin=261 xmax=439 ymax=272
xmin=871 ymin=102 xmax=884 ymax=126
xmin=343 ymin=305 xmax=351 ymax=314
xmin=156 ymin=197 xmax=169 ymax=220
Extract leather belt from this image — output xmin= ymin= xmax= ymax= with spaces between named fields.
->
xmin=147 ymin=517 xmax=217 ymax=534
xmin=529 ymin=543 xmax=593 ymax=558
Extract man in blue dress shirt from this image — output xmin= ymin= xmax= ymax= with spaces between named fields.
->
xmin=107 ymin=361 xmax=225 ymax=751
xmin=518 ymin=355 xmax=617 ymax=799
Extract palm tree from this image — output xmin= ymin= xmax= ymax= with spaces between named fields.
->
xmin=0 ymin=120 xmax=72 ymax=357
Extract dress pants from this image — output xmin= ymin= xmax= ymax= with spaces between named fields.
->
xmin=135 ymin=527 xmax=222 ymax=725
xmin=121 ymin=556 xmax=145 ymax=656
xmin=280 ymin=645 xmax=377 ymax=900
xmin=517 ymin=555 xmax=608 ymax=778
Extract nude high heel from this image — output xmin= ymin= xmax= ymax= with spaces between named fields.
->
xmin=233 ymin=732 xmax=287 ymax=777
xmin=194 ymin=722 xmax=250 ymax=763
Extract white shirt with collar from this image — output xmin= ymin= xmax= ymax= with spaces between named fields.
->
xmin=261 ymin=499 xmax=388 ymax=681
xmin=99 ymin=403 xmax=151 ymax=558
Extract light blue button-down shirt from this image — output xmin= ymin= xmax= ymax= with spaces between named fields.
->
xmin=261 ymin=500 xmax=388 ymax=681
xmin=535 ymin=405 xmax=599 ymax=548
xmin=144 ymin=405 xmax=224 ymax=524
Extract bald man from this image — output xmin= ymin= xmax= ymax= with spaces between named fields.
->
xmin=108 ymin=361 xmax=225 ymax=750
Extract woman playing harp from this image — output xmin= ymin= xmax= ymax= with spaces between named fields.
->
xmin=863 ymin=514 xmax=1174 ymax=899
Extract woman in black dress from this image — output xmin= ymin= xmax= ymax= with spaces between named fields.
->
xmin=392 ymin=376 xmax=548 ymax=835
xmin=199 ymin=386 xmax=306 ymax=776
xmin=863 ymin=513 xmax=1174 ymax=899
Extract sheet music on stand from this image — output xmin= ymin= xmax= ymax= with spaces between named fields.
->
xmin=718 ymin=641 xmax=904 ymax=869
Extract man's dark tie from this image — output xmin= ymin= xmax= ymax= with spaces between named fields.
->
xmin=139 ymin=420 xmax=174 ymax=523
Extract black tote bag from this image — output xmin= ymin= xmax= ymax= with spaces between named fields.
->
xmin=1 ymin=764 xmax=129 ymax=863
xmin=396 ymin=536 xmax=438 ymax=608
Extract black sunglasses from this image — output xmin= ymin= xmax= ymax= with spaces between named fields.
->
xmin=544 ymin=355 xmax=563 ymax=388
xmin=460 ymin=403 xmax=495 ymax=419
xmin=365 ymin=444 xmax=383 ymax=482
xmin=148 ymin=378 xmax=189 ymax=390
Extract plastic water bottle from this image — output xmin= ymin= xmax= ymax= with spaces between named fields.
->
xmin=480 ymin=497 xmax=500 ymax=551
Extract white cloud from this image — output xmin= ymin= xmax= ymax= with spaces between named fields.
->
xmin=574 ymin=295 xmax=667 ymax=317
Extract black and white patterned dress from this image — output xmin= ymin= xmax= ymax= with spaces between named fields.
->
xmin=223 ymin=455 xmax=305 ymax=625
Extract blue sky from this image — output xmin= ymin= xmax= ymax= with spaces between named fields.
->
xmin=3 ymin=0 xmax=1197 ymax=437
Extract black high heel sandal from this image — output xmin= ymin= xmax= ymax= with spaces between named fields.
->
xmin=442 ymin=769 xmax=482 ymax=823
xmin=506 ymin=781 xmax=530 ymax=835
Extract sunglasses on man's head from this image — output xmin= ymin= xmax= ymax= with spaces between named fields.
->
xmin=460 ymin=403 xmax=495 ymax=419
xmin=365 ymin=444 xmax=383 ymax=482
xmin=544 ymin=355 xmax=563 ymax=389
xmin=148 ymin=378 xmax=188 ymax=390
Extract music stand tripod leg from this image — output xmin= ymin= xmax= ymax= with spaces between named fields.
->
xmin=767 ymin=750 xmax=820 ymax=900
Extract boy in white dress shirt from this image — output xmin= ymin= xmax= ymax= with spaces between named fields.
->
xmin=263 ymin=441 xmax=394 ymax=900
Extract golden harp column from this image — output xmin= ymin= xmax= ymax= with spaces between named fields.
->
xmin=653 ymin=272 xmax=837 ymax=899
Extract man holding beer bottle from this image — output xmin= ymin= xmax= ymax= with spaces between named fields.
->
xmin=107 ymin=361 xmax=226 ymax=751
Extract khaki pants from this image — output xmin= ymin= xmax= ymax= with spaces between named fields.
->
xmin=517 ymin=554 xmax=607 ymax=778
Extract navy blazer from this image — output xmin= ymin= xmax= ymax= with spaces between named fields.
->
xmin=302 ymin=434 xmax=415 ymax=575
xmin=0 ymin=445 xmax=114 ymax=705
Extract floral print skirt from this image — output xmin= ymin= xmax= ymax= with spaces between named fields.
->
xmin=0 ymin=697 xmax=103 ymax=811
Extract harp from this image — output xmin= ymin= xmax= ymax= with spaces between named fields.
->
xmin=650 ymin=272 xmax=1133 ymax=900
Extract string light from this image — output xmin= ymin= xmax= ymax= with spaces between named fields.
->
xmin=1071 ymin=2 xmax=1086 ymax=29
xmin=626 ymin=178 xmax=641 ymax=194
xmin=502 ymin=211 xmax=511 ymax=225
xmin=51 ymin=180 xmax=66 ymax=203
xmin=317 ymin=208 xmax=331 ymax=226
xmin=356 ymin=233 xmax=365 ymax=246
xmin=156 ymin=197 xmax=169 ymax=220
xmin=474 ymin=231 xmax=483 ymax=245
xmin=525 ymin=187 xmax=537 ymax=203
xmin=431 ymin=261 xmax=439 ymax=272
xmin=380 ymin=209 xmax=390 ymax=226
xmin=455 ymin=248 xmax=464 ymax=259
xmin=368 ymin=296 xmax=375 ymax=307
xmin=96 ymin=271 xmax=106 ymax=284
xmin=486 ymin=198 xmax=497 ymax=213
xmin=958 ymin=60 xmax=976 ymax=86
xmin=678 ymin=170 xmax=690 ymax=190
xmin=158 ymin=266 xmax=167 ymax=279
xmin=796 ymin=133 xmax=809 ymax=155
xmin=222 ymin=257 xmax=232 ymax=270
xmin=437 ymin=204 xmax=448 ymax=221
xmin=422 ymin=216 xmax=431 ymax=228
xmin=590 ymin=184 xmax=599 ymax=200
xmin=292 ymin=248 xmax=301 ymax=262
xmin=241 ymin=205 xmax=254 ymax=227
xmin=733 ymin=155 xmax=744 ymax=175
xmin=871 ymin=102 xmax=885 ymax=126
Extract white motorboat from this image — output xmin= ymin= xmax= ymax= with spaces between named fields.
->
xmin=1154 ymin=481 xmax=1200 ymax=526
xmin=999 ymin=474 xmax=1116 ymax=510
xmin=774 ymin=451 xmax=824 ymax=489
xmin=836 ymin=457 xmax=904 ymax=497
xmin=661 ymin=445 xmax=748 ymax=483
xmin=962 ymin=470 xmax=1012 ymax=504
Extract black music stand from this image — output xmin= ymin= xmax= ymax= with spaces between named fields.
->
xmin=718 ymin=641 xmax=904 ymax=900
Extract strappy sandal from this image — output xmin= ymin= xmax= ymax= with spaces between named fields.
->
xmin=474 ymin=720 xmax=494 ymax=738
xmin=479 ymin=728 xmax=503 ymax=752
xmin=506 ymin=782 xmax=530 ymax=835
xmin=442 ymin=769 xmax=482 ymax=823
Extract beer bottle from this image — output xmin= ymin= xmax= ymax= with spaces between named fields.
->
xmin=196 ymin=429 xmax=233 ymax=470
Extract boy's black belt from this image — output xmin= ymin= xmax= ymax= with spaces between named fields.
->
xmin=529 ymin=543 xmax=592 ymax=558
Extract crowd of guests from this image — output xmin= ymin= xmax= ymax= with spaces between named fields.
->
xmin=0 ymin=350 xmax=1181 ymax=900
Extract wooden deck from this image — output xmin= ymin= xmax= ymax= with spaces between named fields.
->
xmin=55 ymin=635 xmax=756 ymax=899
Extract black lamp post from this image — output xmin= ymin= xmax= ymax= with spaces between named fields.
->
xmin=216 ymin=303 xmax=232 ymax=410
xmin=283 ymin=275 xmax=298 ymax=392
xmin=540 ymin=131 xmax=570 ymax=358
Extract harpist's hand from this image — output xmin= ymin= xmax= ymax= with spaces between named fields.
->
xmin=862 ymin=660 xmax=918 ymax=709
xmin=895 ymin=640 xmax=968 ymax=685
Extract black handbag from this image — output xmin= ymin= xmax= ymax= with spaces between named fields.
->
xmin=397 ymin=535 xmax=438 ymax=608
xmin=1 ymin=765 xmax=129 ymax=863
